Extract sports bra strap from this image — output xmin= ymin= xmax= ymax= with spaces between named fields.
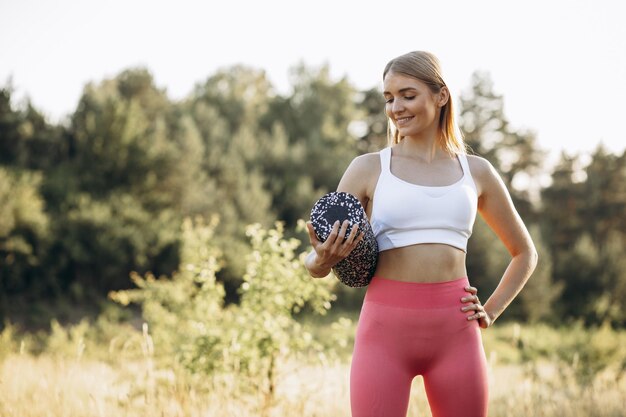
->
xmin=379 ymin=147 xmax=391 ymax=173
xmin=457 ymin=153 xmax=471 ymax=178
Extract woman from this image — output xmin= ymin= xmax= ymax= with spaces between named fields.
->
xmin=304 ymin=51 xmax=538 ymax=417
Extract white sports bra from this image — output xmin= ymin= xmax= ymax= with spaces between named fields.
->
xmin=370 ymin=147 xmax=478 ymax=253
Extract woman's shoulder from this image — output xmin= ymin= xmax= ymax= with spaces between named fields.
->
xmin=466 ymin=153 xmax=497 ymax=178
xmin=350 ymin=151 xmax=382 ymax=171
xmin=337 ymin=151 xmax=383 ymax=198
xmin=465 ymin=153 xmax=506 ymax=196
xmin=345 ymin=151 xmax=382 ymax=181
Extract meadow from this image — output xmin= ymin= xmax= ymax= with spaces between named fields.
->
xmin=1 ymin=317 xmax=625 ymax=417
xmin=2 ymin=222 xmax=626 ymax=417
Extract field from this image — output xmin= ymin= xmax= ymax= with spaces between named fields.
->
xmin=1 ymin=317 xmax=625 ymax=417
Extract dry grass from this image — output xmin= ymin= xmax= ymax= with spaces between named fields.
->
xmin=1 ymin=350 xmax=625 ymax=417
xmin=1 ymin=320 xmax=625 ymax=416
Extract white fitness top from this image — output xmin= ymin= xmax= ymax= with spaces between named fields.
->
xmin=370 ymin=147 xmax=478 ymax=253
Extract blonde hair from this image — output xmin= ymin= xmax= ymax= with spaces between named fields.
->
xmin=383 ymin=51 xmax=465 ymax=155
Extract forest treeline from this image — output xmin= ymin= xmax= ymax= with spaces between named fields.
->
xmin=0 ymin=64 xmax=625 ymax=327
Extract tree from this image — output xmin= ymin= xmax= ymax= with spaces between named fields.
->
xmin=353 ymin=87 xmax=388 ymax=154
xmin=540 ymin=152 xmax=586 ymax=257
xmin=595 ymin=233 xmax=626 ymax=325
xmin=459 ymin=71 xmax=546 ymax=221
xmin=260 ymin=63 xmax=362 ymax=226
xmin=460 ymin=71 xmax=548 ymax=321
xmin=581 ymin=145 xmax=626 ymax=243
xmin=466 ymin=216 xmax=510 ymax=304
xmin=555 ymin=233 xmax=607 ymax=322
xmin=514 ymin=226 xmax=561 ymax=323
xmin=0 ymin=167 xmax=50 ymax=319
xmin=185 ymin=66 xmax=276 ymax=289
xmin=0 ymin=85 xmax=61 ymax=319
xmin=541 ymin=146 xmax=626 ymax=324
xmin=48 ymin=68 xmax=209 ymax=296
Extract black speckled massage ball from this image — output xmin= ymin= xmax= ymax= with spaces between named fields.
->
xmin=310 ymin=191 xmax=378 ymax=287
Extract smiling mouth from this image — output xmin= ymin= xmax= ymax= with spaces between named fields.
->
xmin=396 ymin=116 xmax=413 ymax=125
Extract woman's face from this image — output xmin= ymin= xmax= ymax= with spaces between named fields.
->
xmin=383 ymin=72 xmax=444 ymax=139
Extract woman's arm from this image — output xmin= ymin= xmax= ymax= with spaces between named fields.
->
xmin=304 ymin=153 xmax=380 ymax=278
xmin=468 ymin=155 xmax=539 ymax=326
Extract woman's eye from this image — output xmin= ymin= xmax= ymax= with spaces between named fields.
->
xmin=385 ymin=95 xmax=414 ymax=103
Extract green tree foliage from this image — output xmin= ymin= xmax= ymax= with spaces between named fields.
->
xmin=260 ymin=63 xmax=361 ymax=225
xmin=594 ymin=233 xmax=626 ymax=325
xmin=283 ymin=63 xmax=360 ymax=191
xmin=460 ymin=72 xmax=544 ymax=320
xmin=44 ymin=68 xmax=203 ymax=296
xmin=458 ymin=71 xmax=580 ymax=323
xmin=0 ymin=168 xmax=49 ymax=307
xmin=56 ymin=193 xmax=179 ymax=294
xmin=109 ymin=217 xmax=226 ymax=358
xmin=0 ymin=63 xmax=362 ymax=316
xmin=555 ymin=234 xmax=613 ymax=324
xmin=184 ymin=66 xmax=279 ymax=286
xmin=183 ymin=64 xmax=362 ymax=288
xmin=466 ymin=215 xmax=510 ymax=297
xmin=513 ymin=226 xmax=560 ymax=323
xmin=71 ymin=68 xmax=187 ymax=205
xmin=0 ymin=85 xmax=67 ymax=170
xmin=543 ymin=146 xmax=626 ymax=324
xmin=540 ymin=152 xmax=586 ymax=256
xmin=1 ymin=63 xmax=624 ymax=328
xmin=110 ymin=219 xmax=335 ymax=401
xmin=459 ymin=71 xmax=545 ymax=221
xmin=582 ymin=145 xmax=626 ymax=243
xmin=354 ymin=87 xmax=388 ymax=153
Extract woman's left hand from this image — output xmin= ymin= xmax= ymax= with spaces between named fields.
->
xmin=461 ymin=286 xmax=492 ymax=329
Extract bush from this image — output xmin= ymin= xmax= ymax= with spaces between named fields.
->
xmin=110 ymin=217 xmax=337 ymax=403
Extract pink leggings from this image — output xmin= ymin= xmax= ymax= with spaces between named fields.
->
xmin=350 ymin=276 xmax=488 ymax=417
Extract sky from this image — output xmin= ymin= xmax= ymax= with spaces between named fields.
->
xmin=1 ymin=0 xmax=625 ymax=164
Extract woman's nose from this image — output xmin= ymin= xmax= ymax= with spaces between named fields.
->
xmin=391 ymin=99 xmax=405 ymax=114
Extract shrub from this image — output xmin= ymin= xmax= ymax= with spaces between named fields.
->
xmin=110 ymin=217 xmax=336 ymax=403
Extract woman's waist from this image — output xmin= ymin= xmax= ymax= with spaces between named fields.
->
xmin=374 ymin=243 xmax=466 ymax=283
xmin=364 ymin=275 xmax=470 ymax=309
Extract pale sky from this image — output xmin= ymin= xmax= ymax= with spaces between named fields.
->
xmin=1 ymin=0 xmax=625 ymax=163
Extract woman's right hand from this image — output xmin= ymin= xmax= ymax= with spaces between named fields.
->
xmin=305 ymin=220 xmax=362 ymax=277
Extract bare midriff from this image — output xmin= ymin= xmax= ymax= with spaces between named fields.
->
xmin=374 ymin=243 xmax=467 ymax=283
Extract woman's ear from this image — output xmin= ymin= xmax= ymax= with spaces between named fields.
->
xmin=438 ymin=86 xmax=450 ymax=107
